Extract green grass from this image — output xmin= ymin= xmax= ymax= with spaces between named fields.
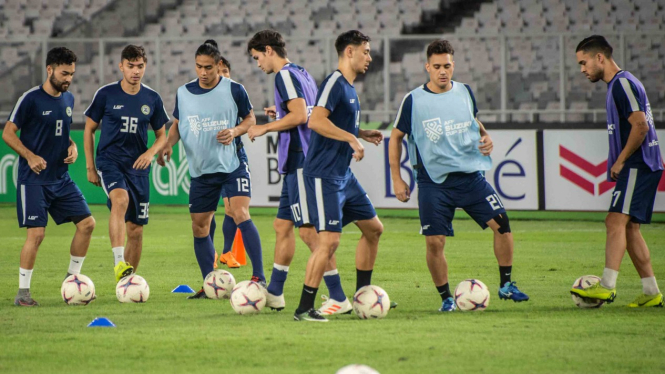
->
xmin=1 ymin=204 xmax=664 ymax=374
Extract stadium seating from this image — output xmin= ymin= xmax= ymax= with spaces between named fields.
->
xmin=0 ymin=0 xmax=663 ymax=123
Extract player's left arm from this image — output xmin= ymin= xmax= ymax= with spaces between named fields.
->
xmin=476 ymin=119 xmax=493 ymax=156
xmin=64 ymin=136 xmax=78 ymax=164
xmin=247 ymin=98 xmax=308 ymax=141
xmin=609 ymin=80 xmax=649 ymax=180
xmin=357 ymin=128 xmax=383 ymax=146
xmin=610 ymin=111 xmax=649 ymax=180
xmin=134 ymin=126 xmax=167 ymax=170
xmin=134 ymin=97 xmax=169 ymax=170
xmin=218 ymin=82 xmax=256 ymax=145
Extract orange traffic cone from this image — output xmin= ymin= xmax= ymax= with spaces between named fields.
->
xmin=231 ymin=229 xmax=247 ymax=266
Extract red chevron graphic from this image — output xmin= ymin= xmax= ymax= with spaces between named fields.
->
xmin=559 ymin=146 xmax=615 ymax=196
xmin=559 ymin=146 xmax=607 ymax=177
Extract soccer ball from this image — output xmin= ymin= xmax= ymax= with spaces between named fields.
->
xmin=116 ymin=274 xmax=150 ymax=303
xmin=230 ymin=280 xmax=266 ymax=314
xmin=571 ymin=275 xmax=604 ymax=309
xmin=336 ymin=364 xmax=380 ymax=374
xmin=454 ymin=279 xmax=490 ymax=311
xmin=61 ymin=274 xmax=95 ymax=305
xmin=203 ymin=269 xmax=236 ymax=299
xmin=352 ymin=285 xmax=391 ymax=319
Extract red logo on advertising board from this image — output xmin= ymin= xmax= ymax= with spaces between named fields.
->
xmin=559 ymin=146 xmax=615 ymax=196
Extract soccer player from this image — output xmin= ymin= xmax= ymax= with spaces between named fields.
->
xmin=388 ymin=40 xmax=529 ymax=312
xmin=157 ymin=40 xmax=265 ymax=299
xmin=293 ymin=30 xmax=384 ymax=322
xmin=3 ymin=47 xmax=95 ymax=306
xmin=570 ymin=35 xmax=663 ymax=307
xmin=246 ymin=30 xmax=351 ymax=313
xmin=211 ymin=54 xmax=243 ymax=269
xmin=83 ymin=45 xmax=169 ymax=282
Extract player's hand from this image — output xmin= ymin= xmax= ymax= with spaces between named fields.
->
xmin=217 ymin=128 xmax=236 ymax=145
xmin=610 ymin=160 xmax=625 ymax=181
xmin=350 ymin=138 xmax=365 ymax=162
xmin=156 ymin=147 xmax=172 ymax=167
xmin=264 ymin=106 xmax=277 ymax=119
xmin=359 ymin=129 xmax=383 ymax=146
xmin=26 ymin=153 xmax=47 ymax=175
xmin=393 ymin=178 xmax=411 ymax=202
xmin=133 ymin=151 xmax=154 ymax=170
xmin=247 ymin=125 xmax=267 ymax=142
xmin=64 ymin=144 xmax=78 ymax=164
xmin=87 ymin=168 xmax=101 ymax=187
xmin=479 ymin=135 xmax=493 ymax=156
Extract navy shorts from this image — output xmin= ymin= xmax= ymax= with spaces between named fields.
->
xmin=190 ymin=162 xmax=252 ymax=214
xmin=304 ymin=173 xmax=376 ymax=233
xmin=221 ymin=150 xmax=248 ymax=199
xmin=608 ymin=167 xmax=662 ymax=224
xmin=276 ymin=168 xmax=310 ymax=227
xmin=97 ymin=163 xmax=150 ymax=226
xmin=418 ymin=172 xmax=506 ymax=236
xmin=16 ymin=174 xmax=91 ymax=228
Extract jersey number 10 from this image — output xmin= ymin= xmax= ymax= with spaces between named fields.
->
xmin=120 ymin=116 xmax=138 ymax=134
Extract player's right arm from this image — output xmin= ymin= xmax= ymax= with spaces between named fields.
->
xmin=83 ymin=117 xmax=101 ymax=186
xmin=388 ymin=93 xmax=413 ymax=202
xmin=2 ymin=121 xmax=47 ymax=175
xmin=157 ymin=119 xmax=180 ymax=166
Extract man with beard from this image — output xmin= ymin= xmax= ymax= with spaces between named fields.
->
xmin=83 ymin=45 xmax=169 ymax=282
xmin=570 ymin=35 xmax=663 ymax=307
xmin=3 ymin=47 xmax=96 ymax=306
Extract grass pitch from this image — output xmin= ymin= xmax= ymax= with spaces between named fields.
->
xmin=1 ymin=204 xmax=664 ymax=374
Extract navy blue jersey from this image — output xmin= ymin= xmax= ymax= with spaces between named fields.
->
xmin=8 ymin=86 xmax=75 ymax=185
xmin=607 ymin=71 xmax=662 ymax=172
xmin=85 ymin=81 xmax=169 ymax=176
xmin=304 ymin=70 xmax=361 ymax=179
xmin=172 ymin=78 xmax=252 ymax=120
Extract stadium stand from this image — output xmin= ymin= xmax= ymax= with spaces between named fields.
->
xmin=0 ymin=0 xmax=663 ymax=123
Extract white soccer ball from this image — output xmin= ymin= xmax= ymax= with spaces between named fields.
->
xmin=230 ymin=280 xmax=266 ymax=314
xmin=61 ymin=274 xmax=95 ymax=305
xmin=454 ymin=279 xmax=490 ymax=311
xmin=203 ymin=270 xmax=236 ymax=299
xmin=116 ymin=274 xmax=150 ymax=303
xmin=571 ymin=275 xmax=604 ymax=309
xmin=352 ymin=285 xmax=391 ymax=319
xmin=336 ymin=364 xmax=380 ymax=374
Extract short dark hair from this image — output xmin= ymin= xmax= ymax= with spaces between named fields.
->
xmin=121 ymin=44 xmax=147 ymax=63
xmin=576 ymin=35 xmax=613 ymax=58
xmin=220 ymin=56 xmax=231 ymax=72
xmin=426 ymin=40 xmax=455 ymax=60
xmin=335 ymin=30 xmax=371 ymax=56
xmin=196 ymin=39 xmax=221 ymax=63
xmin=46 ymin=47 xmax=77 ymax=67
xmin=247 ymin=30 xmax=287 ymax=58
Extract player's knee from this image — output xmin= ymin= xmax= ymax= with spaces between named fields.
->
xmin=298 ymin=227 xmax=317 ymax=248
xmin=425 ymin=236 xmax=445 ymax=253
xmin=27 ymin=229 xmax=46 ymax=245
xmin=77 ymin=216 xmax=96 ymax=235
xmin=273 ymin=218 xmax=290 ymax=235
xmin=110 ymin=192 xmax=129 ymax=209
xmin=127 ymin=223 xmax=143 ymax=239
xmin=233 ymin=207 xmax=250 ymax=224
xmin=605 ymin=214 xmax=626 ymax=231
xmin=492 ymin=213 xmax=511 ymax=234
xmin=364 ymin=219 xmax=384 ymax=242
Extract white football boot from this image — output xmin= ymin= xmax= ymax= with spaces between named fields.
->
xmin=318 ymin=295 xmax=352 ymax=315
